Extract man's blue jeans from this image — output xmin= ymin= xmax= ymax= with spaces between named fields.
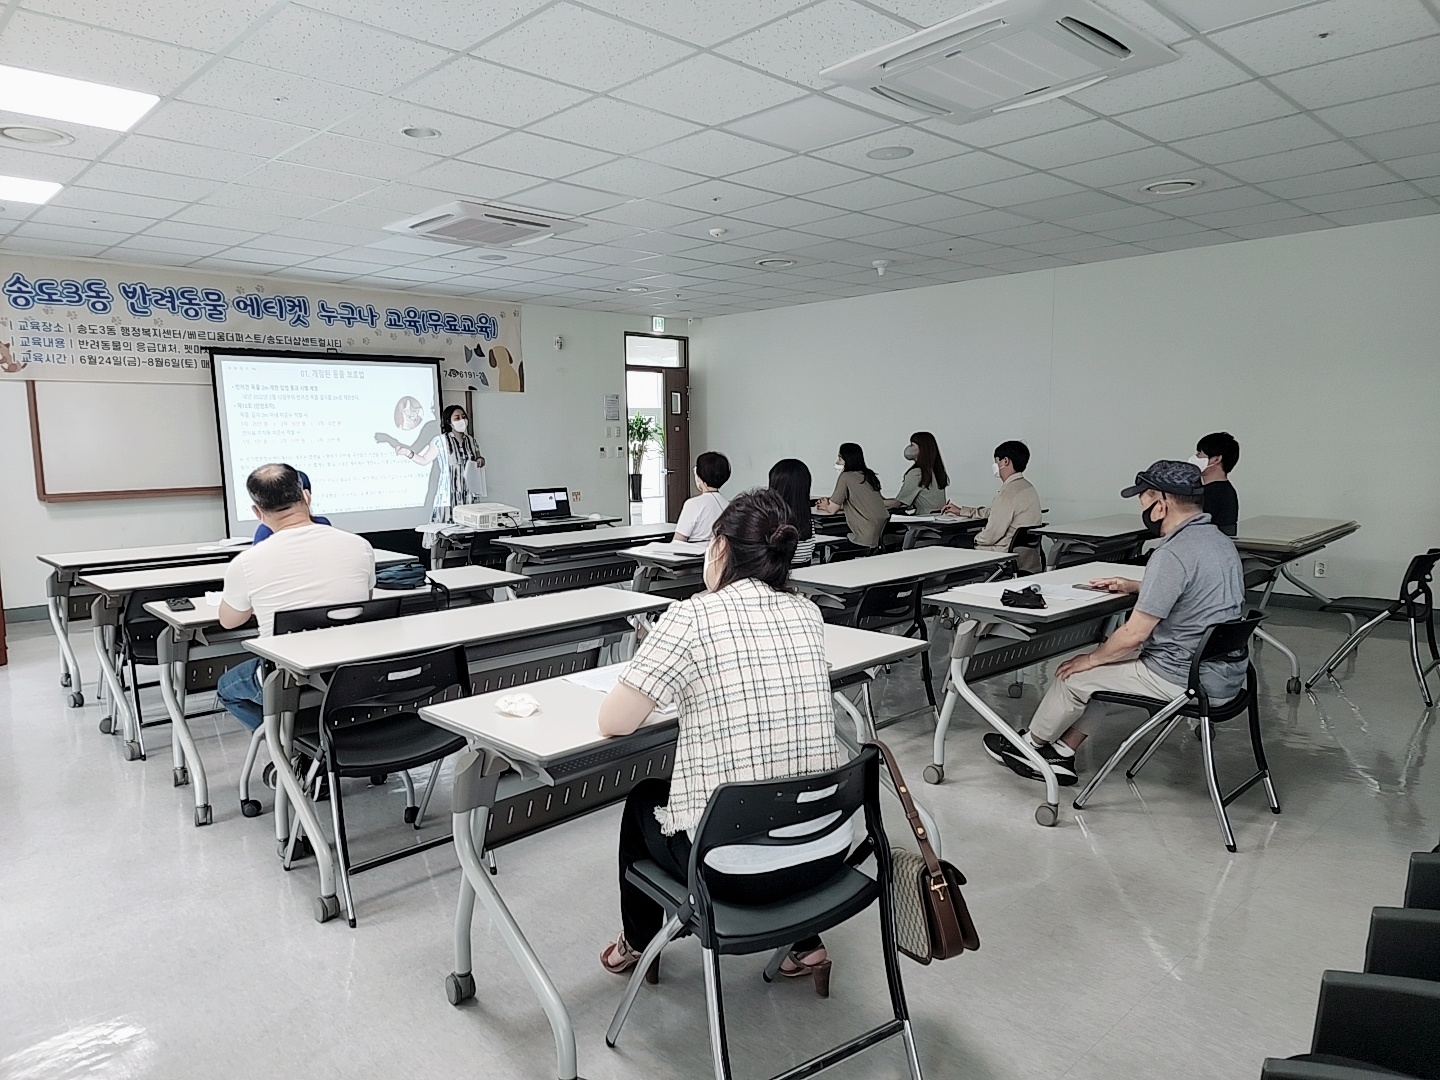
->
xmin=216 ymin=657 xmax=264 ymax=732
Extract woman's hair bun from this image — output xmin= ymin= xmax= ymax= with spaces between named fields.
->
xmin=767 ymin=522 xmax=799 ymax=547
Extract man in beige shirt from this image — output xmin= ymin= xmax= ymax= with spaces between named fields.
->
xmin=943 ymin=440 xmax=1043 ymax=574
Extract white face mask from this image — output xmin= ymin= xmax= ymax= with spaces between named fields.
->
xmin=703 ymin=539 xmax=723 ymax=591
xmin=991 ymin=461 xmax=1001 ymax=478
xmin=452 ymin=418 xmax=468 ymax=433
xmin=1188 ymin=453 xmax=1209 ymax=470
xmin=903 ymin=445 xmax=918 ymax=461
xmin=833 ymin=462 xmax=844 ymax=472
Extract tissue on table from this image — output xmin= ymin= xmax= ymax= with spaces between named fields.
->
xmin=495 ymin=693 xmax=540 ymax=718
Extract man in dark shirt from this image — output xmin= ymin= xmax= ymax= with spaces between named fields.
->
xmin=1191 ymin=431 xmax=1240 ymax=537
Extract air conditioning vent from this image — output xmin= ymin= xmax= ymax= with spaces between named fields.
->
xmin=385 ymin=201 xmax=582 ymax=248
xmin=821 ymin=0 xmax=1176 ymax=124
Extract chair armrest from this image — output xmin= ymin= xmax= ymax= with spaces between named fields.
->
xmin=1311 ymin=970 xmax=1440 ymax=1079
xmin=1405 ymin=853 xmax=1440 ymax=910
xmin=1366 ymin=907 xmax=1440 ymax=981
xmin=1261 ymin=1058 xmax=1410 ymax=1079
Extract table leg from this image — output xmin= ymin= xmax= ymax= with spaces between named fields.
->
xmin=157 ymin=630 xmax=211 ymax=825
xmin=47 ymin=578 xmax=84 ymax=705
xmin=1280 ymin=562 xmax=1355 ymax=633
xmin=262 ymin=670 xmax=338 ymax=917
xmin=449 ymin=749 xmax=578 ymax=1080
xmin=1255 ymin=627 xmax=1302 ymax=695
xmin=90 ymin=598 xmax=139 ymax=759
xmin=631 ymin=565 xmax=653 ymax=593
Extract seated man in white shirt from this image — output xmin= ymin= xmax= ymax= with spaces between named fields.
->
xmin=215 ymin=463 xmax=376 ymax=732
xmin=672 ymin=450 xmax=731 ymax=543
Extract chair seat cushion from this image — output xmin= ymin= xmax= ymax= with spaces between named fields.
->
xmin=298 ymin=713 xmax=465 ymax=775
xmin=1091 ymin=688 xmax=1251 ymax=723
xmin=626 ymin=859 xmax=880 ymax=956
xmin=1321 ymin=597 xmax=1402 ymax=618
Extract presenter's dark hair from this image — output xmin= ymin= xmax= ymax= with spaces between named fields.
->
xmin=247 ymin=463 xmax=305 ymax=514
xmin=695 ymin=450 xmax=731 ymax=488
xmin=1197 ymin=431 xmax=1240 ymax=472
xmin=909 ymin=431 xmax=949 ymax=490
xmin=713 ymin=489 xmax=798 ymax=592
xmin=767 ymin=458 xmax=814 ymax=541
xmin=838 ymin=442 xmax=882 ymax=492
xmin=994 ymin=440 xmax=1031 ymax=473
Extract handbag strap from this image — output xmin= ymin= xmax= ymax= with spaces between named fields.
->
xmin=870 ymin=740 xmax=945 ymax=885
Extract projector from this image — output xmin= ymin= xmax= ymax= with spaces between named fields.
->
xmin=451 ymin=502 xmax=523 ymax=530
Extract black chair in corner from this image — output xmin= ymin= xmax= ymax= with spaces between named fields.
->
xmin=1364 ymin=905 xmax=1440 ymax=984
xmin=604 ymin=747 xmax=923 ymax=1080
xmin=238 ymin=596 xmax=403 ymax=818
xmin=826 ymin=579 xmax=936 ymax=711
xmin=1406 ymin=851 xmax=1440 ymax=910
xmin=291 ymin=643 xmax=470 ymax=927
xmin=118 ymin=583 xmax=222 ymax=761
xmin=1072 ymin=612 xmax=1280 ymax=852
xmin=1306 ymin=551 xmax=1440 ymax=707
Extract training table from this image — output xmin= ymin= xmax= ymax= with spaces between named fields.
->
xmin=420 ymin=514 xmax=623 ymax=569
xmin=789 ymin=546 xmax=1015 ymax=600
xmin=495 ymin=524 xmax=678 ymax=594
xmin=418 ymin=623 xmax=932 ymax=1080
xmin=1034 ymin=515 xmax=1150 ymax=569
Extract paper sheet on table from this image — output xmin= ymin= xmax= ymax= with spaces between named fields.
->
xmin=955 ymin=581 xmax=1133 ymax=607
xmin=903 ymin=514 xmax=971 ymax=524
xmin=204 ymin=592 xmax=223 ymax=606
xmin=564 ymin=664 xmax=678 ymax=721
xmin=627 ymin=541 xmax=708 ymax=558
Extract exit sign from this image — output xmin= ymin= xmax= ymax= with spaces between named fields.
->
xmin=651 ymin=316 xmax=665 ymax=333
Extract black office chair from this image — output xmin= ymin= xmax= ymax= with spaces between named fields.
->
xmin=1406 ymin=852 xmax=1440 ymax=909
xmin=1365 ymin=906 xmax=1440 ymax=983
xmin=291 ymin=643 xmax=470 ymax=927
xmin=238 ymin=597 xmax=403 ymax=818
xmin=116 ymin=583 xmax=221 ymax=760
xmin=604 ymin=747 xmax=922 ymax=1080
xmin=1306 ymin=551 xmax=1440 ymax=707
xmin=825 ymin=579 xmax=936 ymax=711
xmin=1072 ymin=613 xmax=1280 ymax=852
xmin=1009 ymin=524 xmax=1046 ymax=576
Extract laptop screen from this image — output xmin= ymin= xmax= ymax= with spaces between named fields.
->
xmin=527 ymin=487 xmax=571 ymax=519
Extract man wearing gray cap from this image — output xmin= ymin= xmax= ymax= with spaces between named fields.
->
xmin=985 ymin=460 xmax=1245 ymax=785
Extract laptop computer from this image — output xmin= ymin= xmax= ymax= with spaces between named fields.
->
xmin=527 ymin=487 xmax=572 ymax=520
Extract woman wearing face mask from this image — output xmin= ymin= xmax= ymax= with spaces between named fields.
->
xmin=886 ymin=431 xmax=949 ymax=515
xmin=400 ymin=404 xmax=486 ymax=523
xmin=813 ymin=442 xmax=888 ymax=554
xmin=597 ymin=489 xmax=852 ymax=992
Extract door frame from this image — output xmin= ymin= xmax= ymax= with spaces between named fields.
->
xmin=623 ymin=332 xmax=690 ymax=524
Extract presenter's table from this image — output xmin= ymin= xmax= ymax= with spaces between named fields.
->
xmin=421 ymin=515 xmax=623 ymax=569
xmin=419 ymin=624 xmax=930 ymax=1080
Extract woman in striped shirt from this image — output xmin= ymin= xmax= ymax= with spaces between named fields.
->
xmin=768 ymin=458 xmax=816 ymax=566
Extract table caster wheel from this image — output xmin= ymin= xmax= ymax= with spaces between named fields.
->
xmin=1286 ymin=677 xmax=1302 ymax=695
xmin=1007 ymin=682 xmax=1023 ymax=699
xmin=173 ymin=766 xmax=189 ymax=787
xmin=69 ymin=692 xmax=84 ymax=708
xmin=99 ymin=716 xmax=113 ymax=734
xmin=262 ymin=763 xmax=277 ymax=789
xmin=370 ymin=773 xmax=388 ymax=786
xmin=314 ymin=894 xmax=341 ymax=923
xmin=61 ymin=672 xmax=72 ymax=688
xmin=240 ymin=799 xmax=262 ymax=818
xmin=923 ymin=764 xmax=944 ymax=784
xmin=403 ymin=806 xmax=419 ymax=824
xmin=123 ymin=741 xmax=142 ymax=761
xmin=1035 ymin=803 xmax=1059 ymax=827
xmin=446 ymin=972 xmax=476 ymax=1005
xmin=194 ymin=804 xmax=212 ymax=827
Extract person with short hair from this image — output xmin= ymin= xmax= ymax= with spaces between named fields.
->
xmin=942 ymin=440 xmax=1043 ymax=573
xmin=252 ymin=469 xmax=330 ymax=543
xmin=215 ymin=464 xmax=376 ymax=732
xmin=887 ymin=431 xmax=949 ymax=514
xmin=768 ymin=458 xmax=816 ymax=566
xmin=598 ymin=489 xmax=849 ymax=991
xmin=673 ymin=450 xmax=731 ymax=542
xmin=1190 ymin=431 xmax=1240 ymax=537
xmin=814 ymin=442 xmax=888 ymax=552
xmin=983 ymin=460 xmax=1245 ymax=785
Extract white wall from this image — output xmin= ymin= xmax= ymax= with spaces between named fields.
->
xmin=690 ymin=216 xmax=1440 ymax=599
xmin=0 ymin=299 xmax=645 ymax=609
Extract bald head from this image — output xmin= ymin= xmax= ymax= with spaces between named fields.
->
xmin=246 ymin=463 xmax=305 ymax=514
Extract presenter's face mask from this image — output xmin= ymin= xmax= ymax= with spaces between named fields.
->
xmin=452 ymin=416 xmax=468 ymax=433
xmin=903 ymin=444 xmax=918 ymax=461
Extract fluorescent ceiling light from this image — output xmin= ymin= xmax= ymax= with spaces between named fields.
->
xmin=0 ymin=64 xmax=159 ymax=132
xmin=0 ymin=174 xmax=63 ymax=204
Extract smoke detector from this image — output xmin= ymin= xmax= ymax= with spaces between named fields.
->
xmin=821 ymin=0 xmax=1177 ymax=124
xmin=386 ymin=201 xmax=581 ymax=248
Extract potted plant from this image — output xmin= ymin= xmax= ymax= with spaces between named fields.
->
xmin=627 ymin=414 xmax=662 ymax=502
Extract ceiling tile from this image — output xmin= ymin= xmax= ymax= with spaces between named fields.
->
xmin=46 ymin=187 xmax=187 ymax=218
xmin=1224 ymin=216 xmax=1332 ymax=239
xmin=1112 ymin=167 xmax=1239 ymax=203
xmin=134 ymin=102 xmax=313 ymax=157
xmin=566 ymin=157 xmax=705 ymax=198
xmin=474 ymin=3 xmax=695 ymax=92
xmin=205 ymin=185 xmax=340 ymax=219
xmin=108 ymin=233 xmax=227 ymax=256
xmin=849 ymin=223 xmax=953 ymax=249
xmin=1324 ymin=199 xmax=1439 ymax=226
xmin=0 ymin=146 xmax=88 ymax=184
xmin=529 ymin=98 xmax=701 ymax=154
xmin=296 ymin=0 xmax=550 ymax=48
xmin=811 ymin=127 xmax=967 ymax=174
xmin=231 ymin=160 xmax=382 ymax=200
xmin=589 ymin=200 xmax=706 ymax=229
xmin=1 ymin=9 xmax=206 ymax=95
xmin=1208 ymin=0 xmax=1439 ymax=76
xmin=1118 ymin=82 xmax=1295 ymax=142
xmin=1192 ymin=201 xmax=1310 ymax=228
xmin=231 ymin=7 xmax=452 ymax=94
xmin=957 ymin=172 xmax=1084 ymax=208
xmin=1152 ymin=0 xmax=1309 ymax=33
xmin=463 ymin=131 xmax=615 ymax=181
xmin=142 ymin=220 xmax=259 ymax=246
xmin=1137 ymin=231 xmax=1237 ymax=252
xmin=409 ymin=159 xmax=543 ymax=201
xmin=1053 ymin=146 xmax=1195 ymax=187
xmin=11 ymin=221 xmax=134 ymax=247
xmin=330 ymin=101 xmax=507 ymax=158
xmin=1007 ymin=190 xmax=1132 ymax=220
xmin=1296 ymin=181 xmax=1426 ymax=214
xmin=1154 ymin=185 xmax=1274 ymax=214
xmin=27 ymin=205 xmax=154 ymax=233
xmin=1023 ymin=231 xmax=1126 ymax=255
xmin=867 ymin=192 xmax=986 ymax=224
xmin=615 ymin=54 xmax=807 ymax=125
xmin=1389 ymin=152 xmax=1440 ymax=179
xmin=929 ymin=100 xmax=1089 ymax=150
xmin=891 ymin=152 xmax=1027 ymax=193
xmin=723 ymin=95 xmax=894 ymax=153
xmin=170 ymin=204 xmax=296 ymax=233
xmin=278 ymin=134 xmax=438 ymax=181
xmin=725 ymin=156 xmax=868 ymax=195
xmin=941 ymin=207 xmax=1035 ymax=233
xmin=970 ymin=221 xmax=1077 ymax=246
xmin=74 ymin=163 xmax=219 ymax=202
xmin=994 ymin=121 xmax=1153 ymax=170
xmin=1224 ymin=141 xmax=1369 ymax=182
xmin=639 ymin=130 xmax=791 ymax=178
xmin=398 ymin=58 xmax=591 ymax=129
xmin=180 ymin=61 xmax=379 ymax=128
xmin=25 ymin=0 xmax=270 ymax=50
xmin=1171 ymin=114 xmax=1333 ymax=164
xmin=1355 ymin=122 xmax=1440 ymax=161
xmin=1068 ymin=40 xmax=1250 ymax=114
xmin=1063 ymin=205 xmax=1172 ymax=231
xmin=1269 ymin=38 xmax=1440 ymax=109
xmin=508 ymin=181 xmax=628 ymax=215
xmin=660 ymin=178 xmax=781 ymax=213
xmin=102 ymin=136 xmax=267 ymax=182
xmin=1317 ymin=85 xmax=1440 ymax=140
xmin=1261 ymin=163 xmax=1399 ymax=199
xmin=799 ymin=211 xmax=905 ymax=238
xmin=579 ymin=0 xmax=809 ymax=48
xmin=3 ymin=235 xmax=113 ymax=258
xmin=716 ymin=0 xmax=913 ymax=89
xmin=806 ymin=174 xmax=930 ymax=211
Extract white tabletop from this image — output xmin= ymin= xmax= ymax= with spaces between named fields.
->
xmin=415 ymin=514 xmax=622 ymax=537
xmin=39 ymin=539 xmax=249 ymax=571
xmin=621 ymin=540 xmax=710 ymax=567
xmin=418 ymin=624 xmax=926 ymax=769
xmin=498 ymin=523 xmax=676 ymax=554
xmin=143 ymin=597 xmax=235 ymax=631
xmin=246 ymin=585 xmax=672 ymax=676
xmin=895 ymin=513 xmax=985 ymax=528
xmin=789 ymin=547 xmax=1012 ymax=593
xmin=80 ymin=562 xmax=236 ymax=594
xmin=1232 ymin=516 xmax=1359 ymax=549
xmin=1035 ymin=515 xmax=1148 ymax=540
xmin=929 ymin=562 xmax=1145 ymax=623
xmin=426 ymin=565 xmax=526 ymax=591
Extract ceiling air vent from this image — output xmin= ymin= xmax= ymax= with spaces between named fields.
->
xmin=385 ymin=201 xmax=581 ymax=248
xmin=821 ymin=0 xmax=1177 ymax=125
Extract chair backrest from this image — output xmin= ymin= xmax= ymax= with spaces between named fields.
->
xmin=1010 ymin=525 xmax=1044 ymax=553
xmin=122 ymin=583 xmax=210 ymax=652
xmin=319 ymin=643 xmax=471 ymax=733
xmin=854 ymin=579 xmax=922 ymax=631
xmin=1185 ymin=611 xmax=1266 ymax=705
xmin=272 ymin=596 xmax=402 ymax=635
xmin=1398 ymin=551 xmax=1439 ymax=619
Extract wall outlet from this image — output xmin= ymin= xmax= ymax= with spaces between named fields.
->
xmin=571 ymin=490 xmax=581 ymax=502
xmin=599 ymin=446 xmax=607 ymax=458
xmin=1314 ymin=560 xmax=1327 ymax=579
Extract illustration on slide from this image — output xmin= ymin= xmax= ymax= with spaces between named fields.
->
xmin=0 ymin=340 xmax=25 ymax=374
xmin=375 ymin=393 xmax=442 ymax=510
xmin=463 ymin=344 xmax=523 ymax=393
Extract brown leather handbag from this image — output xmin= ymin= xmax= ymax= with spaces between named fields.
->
xmin=872 ymin=740 xmax=980 ymax=963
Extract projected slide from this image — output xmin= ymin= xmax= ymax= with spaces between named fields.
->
xmin=213 ymin=351 xmax=443 ymax=537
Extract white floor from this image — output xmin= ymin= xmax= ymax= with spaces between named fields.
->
xmin=1 ymin=608 xmax=1434 ymax=1080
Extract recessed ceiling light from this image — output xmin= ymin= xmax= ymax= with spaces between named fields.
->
xmin=402 ymin=126 xmax=441 ymax=139
xmin=0 ymin=124 xmax=74 ymax=146
xmin=617 ymin=286 xmax=648 ymax=293
xmin=0 ymin=64 xmax=158 ymax=132
xmin=1143 ymin=178 xmax=1201 ymax=195
xmin=0 ymin=174 xmax=62 ymax=204
xmin=755 ymin=258 xmax=796 ymax=269
xmin=866 ymin=145 xmax=914 ymax=160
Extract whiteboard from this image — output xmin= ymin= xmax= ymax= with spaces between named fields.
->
xmin=30 ymin=380 xmax=221 ymax=500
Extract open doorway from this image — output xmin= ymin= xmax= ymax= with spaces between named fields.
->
xmin=624 ymin=332 xmax=688 ymax=526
